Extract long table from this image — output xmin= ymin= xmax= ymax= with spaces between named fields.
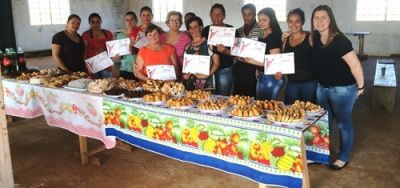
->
xmin=2 ymin=79 xmax=329 ymax=188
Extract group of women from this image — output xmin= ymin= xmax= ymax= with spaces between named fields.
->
xmin=51 ymin=3 xmax=364 ymax=170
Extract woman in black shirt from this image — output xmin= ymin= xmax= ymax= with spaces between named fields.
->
xmin=242 ymin=8 xmax=283 ymax=100
xmin=52 ymin=14 xmax=87 ymax=73
xmin=312 ymin=5 xmax=364 ymax=170
xmin=283 ymin=8 xmax=316 ymax=104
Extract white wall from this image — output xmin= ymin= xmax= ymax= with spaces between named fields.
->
xmin=12 ymin=0 xmax=400 ymax=56
xmin=129 ymin=0 xmax=400 ymax=56
xmin=12 ymin=0 xmax=128 ymax=52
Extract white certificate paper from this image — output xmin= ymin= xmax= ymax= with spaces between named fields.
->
xmin=85 ymin=51 xmax=114 ymax=73
xmin=231 ymin=38 xmax=266 ymax=63
xmin=264 ymin=53 xmax=295 ymax=75
xmin=207 ymin=26 xmax=236 ymax=47
xmin=146 ymin=65 xmax=177 ymax=81
xmin=134 ymin=31 xmax=149 ymax=49
xmin=106 ymin=38 xmax=130 ymax=57
xmin=182 ymin=54 xmax=211 ymax=75
xmin=373 ymin=62 xmax=396 ymax=87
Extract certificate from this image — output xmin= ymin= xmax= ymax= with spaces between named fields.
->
xmin=182 ymin=54 xmax=211 ymax=75
xmin=85 ymin=51 xmax=114 ymax=73
xmin=207 ymin=26 xmax=236 ymax=47
xmin=146 ymin=65 xmax=177 ymax=81
xmin=373 ymin=62 xmax=396 ymax=87
xmin=264 ymin=53 xmax=295 ymax=75
xmin=106 ymin=38 xmax=130 ymax=57
xmin=134 ymin=31 xmax=149 ymax=49
xmin=231 ymin=38 xmax=266 ymax=63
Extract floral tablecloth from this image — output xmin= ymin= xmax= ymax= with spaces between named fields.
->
xmin=103 ymin=98 xmax=329 ymax=188
xmin=2 ymin=79 xmax=116 ymax=149
xmin=3 ymin=79 xmax=329 ymax=188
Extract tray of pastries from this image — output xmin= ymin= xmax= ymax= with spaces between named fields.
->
xmin=186 ymin=90 xmax=212 ymax=101
xmin=104 ymin=87 xmax=126 ymax=98
xmin=290 ymin=100 xmax=323 ymax=114
xmin=16 ymin=72 xmax=41 ymax=81
xmin=228 ymin=95 xmax=253 ymax=106
xmin=64 ymin=78 xmax=93 ymax=91
xmin=266 ymin=107 xmax=305 ymax=124
xmin=197 ymin=99 xmax=229 ymax=113
xmin=117 ymin=78 xmax=141 ymax=90
xmin=123 ymin=90 xmax=149 ymax=100
xmin=41 ymin=72 xmax=88 ymax=88
xmin=88 ymin=79 xmax=113 ymax=94
xmin=161 ymin=82 xmax=185 ymax=96
xmin=230 ymin=105 xmax=263 ymax=119
xmin=142 ymin=80 xmax=164 ymax=92
xmin=255 ymin=100 xmax=284 ymax=111
xmin=142 ymin=92 xmax=170 ymax=104
xmin=166 ymin=97 xmax=194 ymax=109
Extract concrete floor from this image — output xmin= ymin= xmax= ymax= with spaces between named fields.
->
xmin=7 ymin=56 xmax=400 ymax=188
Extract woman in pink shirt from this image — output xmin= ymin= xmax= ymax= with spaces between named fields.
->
xmin=161 ymin=11 xmax=191 ymax=70
xmin=82 ymin=13 xmax=113 ymax=78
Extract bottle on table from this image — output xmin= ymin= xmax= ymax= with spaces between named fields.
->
xmin=16 ymin=47 xmax=27 ymax=72
xmin=2 ymin=48 xmax=16 ymax=75
xmin=0 ymin=49 xmax=4 ymax=75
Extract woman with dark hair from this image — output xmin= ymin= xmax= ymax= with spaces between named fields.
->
xmin=82 ymin=12 xmax=113 ymax=78
xmin=134 ymin=24 xmax=179 ymax=81
xmin=161 ymin=11 xmax=191 ymax=68
xmin=183 ymin=16 xmax=220 ymax=90
xmin=184 ymin=12 xmax=196 ymax=28
xmin=52 ymin=14 xmax=87 ymax=73
xmin=202 ymin=3 xmax=234 ymax=96
xmin=282 ymin=8 xmax=316 ymax=104
xmin=233 ymin=3 xmax=262 ymax=97
xmin=312 ymin=5 xmax=364 ymax=170
xmin=242 ymin=7 xmax=283 ymax=100
xmin=114 ymin=11 xmax=138 ymax=79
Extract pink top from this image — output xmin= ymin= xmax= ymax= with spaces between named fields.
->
xmin=161 ymin=32 xmax=191 ymax=66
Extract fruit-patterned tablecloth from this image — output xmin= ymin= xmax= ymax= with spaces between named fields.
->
xmin=2 ymin=79 xmax=116 ymax=149
xmin=103 ymin=98 xmax=330 ymax=188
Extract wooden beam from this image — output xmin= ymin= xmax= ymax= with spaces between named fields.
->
xmin=301 ymin=135 xmax=310 ymax=188
xmin=0 ymin=76 xmax=14 ymax=187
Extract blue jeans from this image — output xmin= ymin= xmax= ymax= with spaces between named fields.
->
xmin=316 ymin=83 xmax=357 ymax=162
xmin=256 ymin=74 xmax=284 ymax=100
xmin=215 ymin=66 xmax=234 ymax=96
xmin=285 ymin=80 xmax=317 ymax=104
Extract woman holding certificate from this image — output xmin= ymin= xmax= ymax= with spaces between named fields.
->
xmin=134 ymin=24 xmax=179 ymax=81
xmin=282 ymin=8 xmax=316 ymax=104
xmin=182 ymin=16 xmax=220 ymax=90
xmin=242 ymin=8 xmax=283 ymax=100
xmin=202 ymin=3 xmax=234 ymax=96
xmin=51 ymin=14 xmax=87 ymax=73
xmin=312 ymin=5 xmax=364 ymax=170
xmin=82 ymin=13 xmax=113 ymax=78
xmin=161 ymin=11 xmax=191 ymax=69
xmin=114 ymin=11 xmax=138 ymax=79
xmin=130 ymin=6 xmax=153 ymax=50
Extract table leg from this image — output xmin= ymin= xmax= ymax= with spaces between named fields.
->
xmin=301 ymin=135 xmax=310 ymax=188
xmin=358 ymin=35 xmax=368 ymax=60
xmin=79 ymin=136 xmax=89 ymax=164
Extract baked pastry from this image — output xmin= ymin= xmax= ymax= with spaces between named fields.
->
xmin=88 ymin=79 xmax=113 ymax=94
xmin=17 ymin=72 xmax=40 ymax=80
xmin=104 ymin=87 xmax=126 ymax=96
xmin=161 ymin=82 xmax=185 ymax=96
xmin=266 ymin=107 xmax=305 ymax=123
xmin=186 ymin=90 xmax=211 ymax=100
xmin=29 ymin=75 xmax=47 ymax=85
xmin=166 ymin=97 xmax=194 ymax=108
xmin=255 ymin=100 xmax=284 ymax=111
xmin=197 ymin=99 xmax=229 ymax=111
xmin=117 ymin=78 xmax=141 ymax=90
xmin=230 ymin=105 xmax=262 ymax=117
xmin=142 ymin=80 xmax=164 ymax=92
xmin=290 ymin=100 xmax=321 ymax=112
xmin=142 ymin=92 xmax=170 ymax=103
xmin=228 ymin=95 xmax=253 ymax=106
xmin=124 ymin=90 xmax=148 ymax=99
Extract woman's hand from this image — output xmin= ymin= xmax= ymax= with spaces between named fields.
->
xmin=111 ymin=54 xmax=121 ymax=63
xmin=255 ymin=69 xmax=260 ymax=80
xmin=216 ymin=44 xmax=227 ymax=54
xmin=281 ymin=31 xmax=291 ymax=42
xmin=195 ymin=73 xmax=208 ymax=79
xmin=274 ymin=72 xmax=283 ymax=80
xmin=357 ymin=88 xmax=364 ymax=98
xmin=183 ymin=73 xmax=191 ymax=80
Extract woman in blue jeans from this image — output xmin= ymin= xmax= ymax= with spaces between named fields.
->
xmin=312 ymin=5 xmax=364 ymax=170
xmin=282 ymin=8 xmax=316 ymax=104
xmin=243 ymin=8 xmax=284 ymax=100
